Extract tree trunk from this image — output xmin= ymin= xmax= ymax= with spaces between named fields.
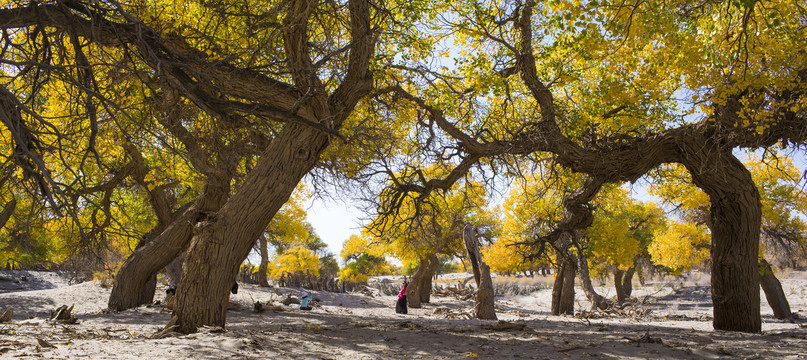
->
xmin=614 ymin=266 xmax=635 ymax=304
xmin=577 ymin=254 xmax=609 ymax=310
xmin=171 ymin=0 xmax=373 ymax=332
xmin=683 ymin=146 xmax=761 ymax=332
xmin=759 ymin=258 xmax=791 ymax=320
xmin=164 ymin=252 xmax=184 ymax=287
xmin=622 ymin=266 xmax=635 ymax=299
xmin=257 ymin=234 xmax=270 ymax=287
xmin=0 ymin=197 xmax=16 ymax=230
xmin=107 ymin=207 xmax=194 ymax=311
xmin=614 ymin=269 xmax=626 ymax=305
xmin=551 ymin=257 xmax=575 ymax=315
xmin=463 ymin=224 xmax=496 ymax=320
xmin=174 ymin=124 xmax=333 ymax=333
xmin=407 ymin=253 xmax=438 ymax=307
xmin=108 ymin=189 xmax=227 ymax=311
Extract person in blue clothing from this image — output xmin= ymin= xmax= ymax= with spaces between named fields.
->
xmin=300 ymin=292 xmax=313 ymax=310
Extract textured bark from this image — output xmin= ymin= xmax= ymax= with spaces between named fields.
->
xmin=257 ymin=235 xmax=270 ymax=287
xmin=407 ymin=253 xmax=438 ymax=308
xmin=759 ymin=259 xmax=791 ymax=320
xmin=172 ymin=0 xmax=373 ymax=333
xmin=683 ymin=147 xmax=761 ymax=333
xmin=463 ymin=224 xmax=496 ymax=320
xmin=164 ymin=253 xmax=184 ymax=287
xmin=108 ymin=188 xmax=227 ymax=311
xmin=108 ymin=205 xmax=195 ymax=310
xmin=577 ymin=254 xmax=609 ymax=310
xmin=551 ymin=258 xmax=576 ymax=316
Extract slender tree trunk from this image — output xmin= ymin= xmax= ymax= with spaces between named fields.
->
xmin=577 ymin=254 xmax=609 ymax=310
xmin=463 ymin=224 xmax=496 ymax=320
xmin=684 ymin=146 xmax=761 ymax=332
xmin=257 ymin=234 xmax=270 ymax=287
xmin=614 ymin=269 xmax=626 ymax=305
xmin=551 ymin=257 xmax=575 ymax=315
xmin=759 ymin=258 xmax=791 ymax=320
xmin=622 ymin=266 xmax=635 ymax=298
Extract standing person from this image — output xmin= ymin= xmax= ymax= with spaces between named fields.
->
xmin=395 ymin=281 xmax=408 ymax=314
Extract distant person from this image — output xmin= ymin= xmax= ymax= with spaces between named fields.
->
xmin=396 ymin=281 xmax=408 ymax=314
xmin=300 ymin=292 xmax=313 ymax=310
xmin=231 ymin=282 xmax=239 ymax=294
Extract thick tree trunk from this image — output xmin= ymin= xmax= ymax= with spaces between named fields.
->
xmin=108 ymin=190 xmax=226 ymax=311
xmin=171 ymin=0 xmax=373 ymax=333
xmin=107 ymin=207 xmax=195 ymax=311
xmin=463 ymin=224 xmax=496 ymax=320
xmin=551 ymin=257 xmax=575 ymax=315
xmin=684 ymin=147 xmax=761 ymax=332
xmin=407 ymin=253 xmax=438 ymax=308
xmin=164 ymin=252 xmax=184 ymax=287
xmin=577 ymin=254 xmax=609 ymax=310
xmin=257 ymin=235 xmax=270 ymax=287
xmin=174 ymin=124 xmax=333 ymax=333
xmin=759 ymin=258 xmax=791 ymax=320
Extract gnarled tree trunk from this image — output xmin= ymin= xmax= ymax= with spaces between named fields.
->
xmin=759 ymin=258 xmax=791 ymax=320
xmin=551 ymin=257 xmax=575 ymax=315
xmin=407 ymin=253 xmax=439 ymax=308
xmin=577 ymin=254 xmax=609 ymax=310
xmin=463 ymin=224 xmax=496 ymax=320
xmin=684 ymin=146 xmax=761 ymax=332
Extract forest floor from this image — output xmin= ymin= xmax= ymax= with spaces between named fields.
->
xmin=0 ymin=270 xmax=805 ymax=359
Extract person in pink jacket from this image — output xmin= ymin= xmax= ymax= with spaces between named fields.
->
xmin=395 ymin=281 xmax=408 ymax=314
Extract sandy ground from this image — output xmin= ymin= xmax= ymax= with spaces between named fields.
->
xmin=0 ymin=270 xmax=805 ymax=359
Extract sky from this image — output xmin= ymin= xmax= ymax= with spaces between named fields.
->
xmin=305 ymin=197 xmax=366 ymax=261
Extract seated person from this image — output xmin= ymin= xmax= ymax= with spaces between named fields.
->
xmin=300 ymin=292 xmax=313 ymax=310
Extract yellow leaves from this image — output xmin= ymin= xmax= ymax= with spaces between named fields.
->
xmin=648 ymin=221 xmax=710 ymax=275
xmin=269 ymin=245 xmax=320 ymax=279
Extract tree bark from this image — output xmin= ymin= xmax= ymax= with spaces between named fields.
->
xmin=622 ymin=266 xmax=635 ymax=299
xmin=407 ymin=253 xmax=438 ymax=308
xmin=108 ymin=189 xmax=226 ymax=311
xmin=759 ymin=258 xmax=791 ymax=320
xmin=463 ymin=224 xmax=496 ymax=320
xmin=257 ymin=234 xmax=270 ymax=287
xmin=614 ymin=266 xmax=635 ymax=304
xmin=614 ymin=269 xmax=626 ymax=305
xmin=577 ymin=254 xmax=609 ymax=310
xmin=551 ymin=257 xmax=575 ymax=316
xmin=172 ymin=0 xmax=373 ymax=333
xmin=0 ymin=197 xmax=16 ymax=230
xmin=683 ymin=147 xmax=761 ymax=333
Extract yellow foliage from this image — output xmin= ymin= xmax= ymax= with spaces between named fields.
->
xmin=648 ymin=221 xmax=710 ymax=275
xmin=269 ymin=246 xmax=320 ymax=279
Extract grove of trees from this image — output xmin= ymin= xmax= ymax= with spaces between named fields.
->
xmin=0 ymin=0 xmax=804 ymax=335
